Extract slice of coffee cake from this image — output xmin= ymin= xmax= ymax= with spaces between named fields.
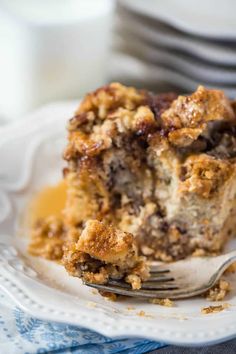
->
xmin=62 ymin=83 xmax=236 ymax=263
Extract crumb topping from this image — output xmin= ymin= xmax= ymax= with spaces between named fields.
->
xmin=77 ymin=82 xmax=146 ymax=120
xmin=161 ymin=85 xmax=234 ymax=139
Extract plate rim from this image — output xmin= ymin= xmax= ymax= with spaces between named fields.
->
xmin=1 ymin=269 xmax=236 ymax=347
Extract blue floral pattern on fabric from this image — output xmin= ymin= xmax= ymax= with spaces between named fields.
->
xmin=0 ymin=289 xmax=165 ymax=354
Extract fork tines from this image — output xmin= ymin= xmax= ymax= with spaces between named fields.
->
xmin=84 ymin=266 xmax=179 ymax=298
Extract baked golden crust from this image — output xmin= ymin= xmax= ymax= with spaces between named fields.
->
xmin=162 ymin=85 xmax=234 ymax=128
xmin=161 ymin=85 xmax=235 ymax=148
xmin=77 ymin=220 xmax=137 ymax=263
xmin=77 ymin=82 xmax=146 ymax=119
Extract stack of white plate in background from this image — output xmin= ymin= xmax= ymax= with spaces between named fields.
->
xmin=110 ymin=0 xmax=236 ymax=97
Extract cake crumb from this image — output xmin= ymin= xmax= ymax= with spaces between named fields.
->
xmin=113 ymin=309 xmax=119 ymax=314
xmin=125 ymin=274 xmax=142 ymax=290
xmin=205 ymin=279 xmax=230 ymax=301
xmin=137 ymin=310 xmax=146 ymax=317
xmin=140 ymin=245 xmax=154 ymax=256
xmin=136 ymin=310 xmax=153 ymax=318
xmin=192 ymin=249 xmax=218 ymax=257
xmin=192 ymin=249 xmax=207 ymax=257
xmin=127 ymin=306 xmax=135 ymax=311
xmin=201 ymin=303 xmax=230 ymax=314
xmin=176 ymin=315 xmax=188 ymax=321
xmin=86 ymin=301 xmax=97 ymax=308
xmin=149 ymin=298 xmax=174 ymax=307
xmin=170 ymin=314 xmax=188 ymax=321
xmin=91 ymin=289 xmax=98 ymax=295
xmin=224 ymin=262 xmax=236 ymax=274
xmin=99 ymin=291 xmax=117 ymax=301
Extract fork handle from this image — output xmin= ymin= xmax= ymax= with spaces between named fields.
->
xmin=227 ymin=249 xmax=236 ymax=260
xmin=221 ymin=249 xmax=236 ymax=269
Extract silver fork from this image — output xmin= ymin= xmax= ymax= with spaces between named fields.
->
xmin=84 ymin=250 xmax=236 ymax=299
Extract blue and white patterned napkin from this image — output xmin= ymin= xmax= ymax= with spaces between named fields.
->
xmin=0 ymin=289 xmax=165 ymax=354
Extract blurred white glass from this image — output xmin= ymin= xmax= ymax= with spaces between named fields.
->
xmin=0 ymin=0 xmax=114 ymax=122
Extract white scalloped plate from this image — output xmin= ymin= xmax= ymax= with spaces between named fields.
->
xmin=1 ymin=102 xmax=236 ymax=346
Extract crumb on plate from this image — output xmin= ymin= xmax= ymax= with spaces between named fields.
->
xmin=86 ymin=301 xmax=97 ymax=308
xmin=149 ymin=298 xmax=174 ymax=307
xmin=201 ymin=303 xmax=230 ymax=314
xmin=136 ymin=310 xmax=153 ymax=318
xmin=224 ymin=262 xmax=236 ymax=274
xmin=99 ymin=291 xmax=117 ymax=301
xmin=127 ymin=306 xmax=135 ymax=311
xmin=205 ymin=279 xmax=230 ymax=301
